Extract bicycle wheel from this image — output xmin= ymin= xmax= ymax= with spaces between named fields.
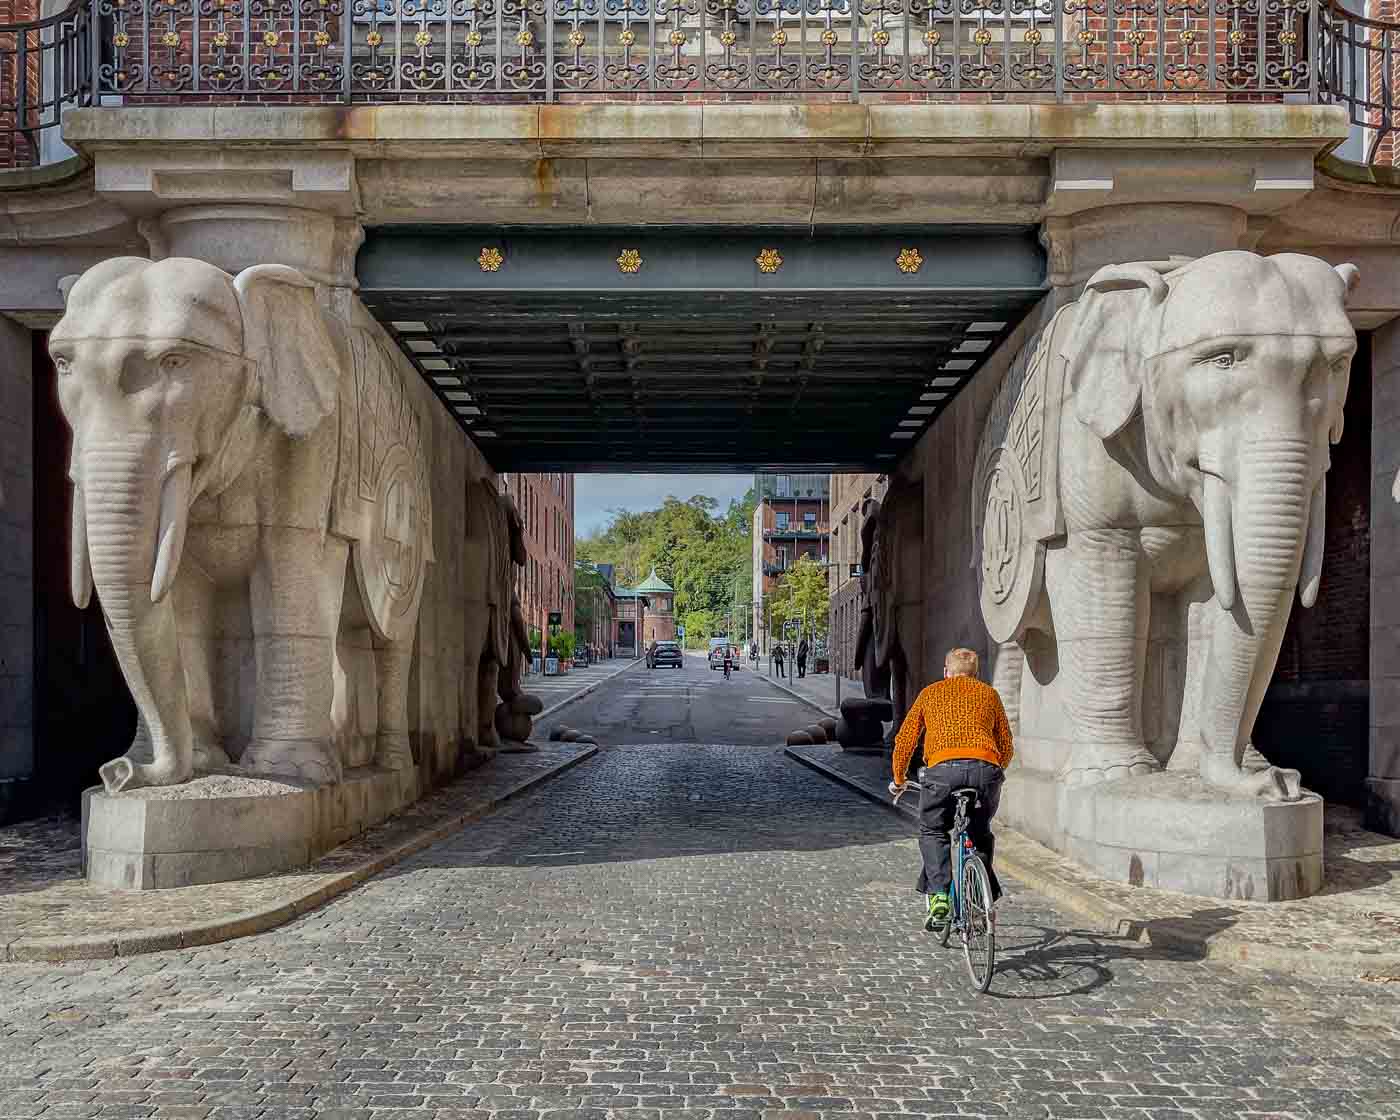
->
xmin=960 ymin=856 xmax=996 ymax=992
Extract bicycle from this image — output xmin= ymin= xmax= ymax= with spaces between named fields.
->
xmin=890 ymin=780 xmax=998 ymax=993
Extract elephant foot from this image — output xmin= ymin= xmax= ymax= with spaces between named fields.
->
xmin=192 ymin=739 xmax=233 ymax=774
xmin=375 ymin=732 xmax=415 ymax=772
xmin=479 ymin=726 xmax=503 ymax=752
xmin=1200 ymin=753 xmax=1303 ymax=801
xmin=1061 ymin=743 xmax=1160 ymax=789
xmin=241 ymin=738 xmax=343 ymax=787
xmin=98 ymin=753 xmax=193 ymax=794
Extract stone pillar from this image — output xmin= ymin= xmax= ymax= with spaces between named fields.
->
xmin=0 ymin=315 xmax=34 ymax=824
xmin=1370 ymin=318 xmax=1400 ymax=835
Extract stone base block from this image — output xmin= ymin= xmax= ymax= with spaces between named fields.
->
xmin=82 ymin=765 xmax=421 ymax=890
xmin=1365 ymin=778 xmax=1400 ymax=838
xmin=1004 ymin=766 xmax=1324 ymax=901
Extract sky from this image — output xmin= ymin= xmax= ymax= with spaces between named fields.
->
xmin=574 ymin=474 xmax=753 ymax=537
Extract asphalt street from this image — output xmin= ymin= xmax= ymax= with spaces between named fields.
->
xmin=535 ymin=651 xmax=808 ymax=746
xmin=3 ymin=656 xmax=1398 ymax=1119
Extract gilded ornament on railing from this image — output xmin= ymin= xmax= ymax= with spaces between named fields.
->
xmin=619 ymin=28 xmax=636 ymax=47
xmin=114 ymin=31 xmax=129 ymax=47
xmin=314 ymin=31 xmax=330 ymax=47
xmin=896 ymin=248 xmax=924 ymax=274
xmin=1280 ymin=29 xmax=1298 ymax=45
xmin=771 ymin=29 xmax=788 ymax=47
xmin=616 ymin=249 xmax=643 ymax=274
xmin=367 ymin=30 xmax=383 ymax=47
xmin=161 ymin=31 xmax=179 ymax=47
xmin=669 ymin=30 xmax=686 ymax=47
xmin=466 ymin=30 xmax=483 ymax=47
xmin=821 ymin=29 xmax=837 ymax=46
xmin=263 ymin=30 xmax=279 ymax=47
xmin=1025 ymin=28 xmax=1042 ymax=46
xmin=720 ymin=30 xmax=736 ymax=47
xmin=974 ymin=28 xmax=992 ymax=46
xmin=872 ymin=29 xmax=890 ymax=47
xmin=516 ymin=29 xmax=534 ymax=47
xmin=568 ymin=29 xmax=586 ymax=48
xmin=924 ymin=28 xmax=942 ymax=46
xmin=415 ymin=31 xmax=433 ymax=48
xmin=478 ymin=247 xmax=503 ymax=273
xmin=756 ymin=248 xmax=783 ymax=274
xmin=1180 ymin=29 xmax=1197 ymax=45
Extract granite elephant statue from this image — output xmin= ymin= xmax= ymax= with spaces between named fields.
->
xmin=462 ymin=477 xmax=534 ymax=752
xmin=850 ymin=479 xmax=921 ymax=752
xmin=973 ymin=251 xmax=1357 ymax=800
xmin=51 ymin=256 xmax=434 ymax=793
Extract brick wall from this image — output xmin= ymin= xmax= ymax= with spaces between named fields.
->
xmin=1254 ymin=332 xmax=1372 ymax=806
xmin=0 ymin=316 xmax=34 ymax=822
xmin=1368 ymin=0 xmax=1399 ymax=167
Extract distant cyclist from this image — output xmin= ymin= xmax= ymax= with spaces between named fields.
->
xmin=722 ymin=645 xmax=734 ymax=680
xmin=891 ymin=647 xmax=1014 ymax=929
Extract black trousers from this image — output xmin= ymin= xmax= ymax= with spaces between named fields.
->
xmin=796 ymin=655 xmax=807 ymax=677
xmin=916 ymin=758 xmax=1004 ymax=901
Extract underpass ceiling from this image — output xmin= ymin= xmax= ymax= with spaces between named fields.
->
xmin=358 ymin=227 xmax=1046 ymax=471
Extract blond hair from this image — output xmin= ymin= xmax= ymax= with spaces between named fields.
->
xmin=945 ymin=647 xmax=979 ymax=678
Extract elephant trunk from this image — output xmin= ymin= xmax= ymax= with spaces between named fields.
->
xmin=1199 ymin=436 xmax=1313 ymax=780
xmin=79 ymin=437 xmax=194 ymax=792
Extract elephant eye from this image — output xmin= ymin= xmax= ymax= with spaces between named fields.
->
xmin=160 ymin=353 xmax=188 ymax=373
xmin=1205 ymin=352 xmax=1235 ymax=370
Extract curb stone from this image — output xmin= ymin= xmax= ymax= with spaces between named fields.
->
xmin=786 ymin=745 xmax=1400 ymax=981
xmin=4 ymin=745 xmax=598 ymax=964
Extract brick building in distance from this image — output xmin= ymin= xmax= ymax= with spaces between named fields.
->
xmin=499 ymin=473 xmax=574 ymax=650
xmin=828 ymin=474 xmax=890 ymax=681
xmin=751 ymin=473 xmax=830 ymax=653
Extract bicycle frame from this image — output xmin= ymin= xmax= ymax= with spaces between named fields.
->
xmin=947 ymin=793 xmax=976 ymax=933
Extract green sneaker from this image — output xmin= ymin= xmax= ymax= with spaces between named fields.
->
xmin=924 ymin=892 xmax=950 ymax=931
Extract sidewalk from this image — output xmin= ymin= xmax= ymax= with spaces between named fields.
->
xmin=524 ymin=656 xmax=640 ymax=716
xmin=761 ymin=664 xmax=868 ymax=719
xmin=1 ymin=743 xmax=596 ymax=963
xmin=789 ymin=743 xmax=1400 ymax=981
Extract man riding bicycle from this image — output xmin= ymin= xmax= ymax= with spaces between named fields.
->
xmin=890 ymin=647 xmax=1014 ymax=929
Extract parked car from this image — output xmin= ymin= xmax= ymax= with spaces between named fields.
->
xmin=650 ymin=640 xmax=684 ymax=669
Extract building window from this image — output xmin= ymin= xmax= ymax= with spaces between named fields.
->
xmin=775 ymin=511 xmax=789 ymax=530
xmin=804 ymin=512 xmax=816 ymax=529
xmin=777 ymin=547 xmax=788 ymax=569
xmin=776 ymin=475 xmax=791 ymax=497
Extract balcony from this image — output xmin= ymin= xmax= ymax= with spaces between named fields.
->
xmin=1 ymin=1 xmax=1396 ymax=169
xmin=764 ymin=526 xmax=827 ymax=540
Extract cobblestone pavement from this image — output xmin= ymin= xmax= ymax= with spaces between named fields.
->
xmin=5 ymin=742 xmax=1400 ymax=1120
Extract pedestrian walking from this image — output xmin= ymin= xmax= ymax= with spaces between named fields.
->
xmin=797 ymin=637 xmax=809 ymax=679
xmin=772 ymin=642 xmax=786 ymax=676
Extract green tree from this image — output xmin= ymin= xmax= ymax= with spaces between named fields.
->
xmin=767 ymin=556 xmax=830 ymax=640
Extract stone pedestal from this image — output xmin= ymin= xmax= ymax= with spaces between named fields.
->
xmin=82 ymin=765 xmax=419 ymax=890
xmin=1004 ymin=766 xmax=1323 ymax=901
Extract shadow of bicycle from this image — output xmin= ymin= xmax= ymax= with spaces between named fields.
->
xmin=985 ymin=918 xmax=1213 ymax=1000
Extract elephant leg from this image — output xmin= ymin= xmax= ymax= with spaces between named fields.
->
xmin=242 ymin=529 xmax=348 ymax=786
xmin=1168 ymin=586 xmax=1213 ymax=773
xmin=1048 ymin=527 xmax=1159 ymax=785
xmin=372 ymin=628 xmax=415 ymax=772
xmin=173 ymin=568 xmax=235 ymax=773
xmin=883 ymin=643 xmax=911 ymax=752
xmin=478 ymin=653 xmax=502 ymax=750
xmin=461 ymin=607 xmax=488 ymax=753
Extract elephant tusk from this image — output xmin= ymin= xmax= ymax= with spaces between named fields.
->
xmin=70 ymin=480 xmax=93 ymax=610
xmin=151 ymin=463 xmax=192 ymax=604
xmin=1203 ymin=473 xmax=1236 ymax=612
xmin=1299 ymin=475 xmax=1326 ymax=609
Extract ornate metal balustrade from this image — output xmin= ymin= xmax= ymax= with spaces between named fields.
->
xmin=1 ymin=0 xmax=1398 ymax=168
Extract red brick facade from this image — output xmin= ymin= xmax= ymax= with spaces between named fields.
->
xmin=500 ymin=473 xmax=574 ymax=650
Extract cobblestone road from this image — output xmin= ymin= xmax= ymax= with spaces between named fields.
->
xmin=4 ymin=736 xmax=1399 ymax=1117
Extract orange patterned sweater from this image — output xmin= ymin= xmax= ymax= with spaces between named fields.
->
xmin=891 ymin=675 xmax=1015 ymax=783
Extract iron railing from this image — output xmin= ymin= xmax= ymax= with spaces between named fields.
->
xmin=0 ymin=0 xmax=1397 ymax=168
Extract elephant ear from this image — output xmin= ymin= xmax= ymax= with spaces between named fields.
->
xmin=233 ymin=264 xmax=340 ymax=437
xmin=1067 ymin=262 xmax=1170 ymax=440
